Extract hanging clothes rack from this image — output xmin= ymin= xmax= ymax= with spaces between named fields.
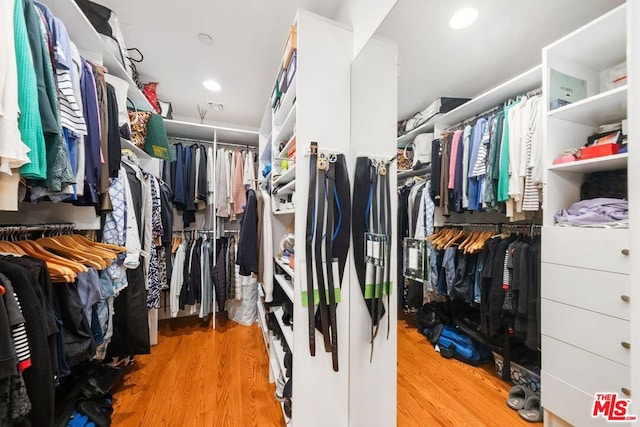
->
xmin=0 ymin=223 xmax=77 ymax=239
xmin=445 ymin=86 xmax=542 ymax=131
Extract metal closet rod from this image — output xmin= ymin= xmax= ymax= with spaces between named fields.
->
xmin=168 ymin=136 xmax=258 ymax=151
xmin=442 ymin=222 xmax=542 ymax=229
xmin=0 ymin=223 xmax=76 ymax=232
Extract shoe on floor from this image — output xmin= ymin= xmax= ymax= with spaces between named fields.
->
xmin=518 ymin=395 xmax=543 ymax=423
xmin=507 ymin=385 xmax=534 ymax=410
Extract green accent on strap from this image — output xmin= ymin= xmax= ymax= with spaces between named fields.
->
xmin=301 ymin=288 xmax=342 ymax=307
xmin=364 ymin=282 xmax=393 ymax=299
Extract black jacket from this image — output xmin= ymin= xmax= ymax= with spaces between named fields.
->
xmin=237 ymin=189 xmax=259 ymax=276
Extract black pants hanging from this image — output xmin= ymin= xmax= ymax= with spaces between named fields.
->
xmin=108 ymin=165 xmax=151 ymax=358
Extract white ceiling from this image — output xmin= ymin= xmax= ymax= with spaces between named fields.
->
xmin=94 ymin=0 xmax=623 ymax=131
xmin=376 ymin=0 xmax=624 ymax=121
xmin=94 ymin=0 xmax=344 ymax=130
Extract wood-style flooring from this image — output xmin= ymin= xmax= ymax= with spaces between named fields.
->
xmin=112 ymin=316 xmax=530 ymax=426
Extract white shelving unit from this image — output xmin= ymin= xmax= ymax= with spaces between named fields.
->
xmin=273 ymin=166 xmax=297 ymax=186
xmin=257 ymin=10 xmax=362 ymax=427
xmin=164 ymin=119 xmax=259 ymax=146
xmin=541 ymin=5 xmax=632 ymax=427
xmin=396 ymin=116 xmax=438 ymax=148
xmin=547 ymin=153 xmax=628 ymax=173
xmin=548 ymin=85 xmax=627 ymax=126
xmin=41 ymin=0 xmax=154 ymax=111
xmin=274 ymin=257 xmax=295 ymax=283
xmin=274 ymin=307 xmax=294 ymax=350
xmin=274 ymin=274 xmax=295 ymax=301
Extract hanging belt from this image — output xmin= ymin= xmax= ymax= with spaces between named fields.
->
xmin=352 ymin=158 xmax=384 ymax=323
xmin=353 ymin=157 xmax=394 ymax=361
xmin=325 ymin=155 xmax=339 ymax=371
xmin=381 ymin=162 xmax=392 ymax=339
xmin=370 ymin=162 xmax=382 ymax=348
xmin=305 ymin=142 xmax=318 ymax=356
xmin=315 ymin=153 xmax=331 ymax=353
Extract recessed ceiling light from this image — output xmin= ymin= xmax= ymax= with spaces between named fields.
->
xmin=449 ymin=7 xmax=478 ymax=30
xmin=203 ymin=79 xmax=221 ymax=92
xmin=198 ymin=33 xmax=213 ymax=45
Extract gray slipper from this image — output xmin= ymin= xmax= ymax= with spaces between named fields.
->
xmin=507 ymin=385 xmax=533 ymax=410
xmin=518 ymin=395 xmax=543 ymax=423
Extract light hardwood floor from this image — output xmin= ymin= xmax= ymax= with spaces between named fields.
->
xmin=112 ymin=316 xmax=530 ymax=426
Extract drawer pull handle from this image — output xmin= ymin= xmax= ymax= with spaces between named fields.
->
xmin=621 ymin=341 xmax=631 ymax=349
xmin=622 ymin=387 xmax=632 ymax=397
xmin=621 ymin=295 xmax=631 ymax=303
xmin=621 ymin=249 xmax=630 ymax=256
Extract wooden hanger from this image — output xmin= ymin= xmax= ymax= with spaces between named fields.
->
xmin=70 ymin=234 xmax=126 ymax=253
xmin=14 ymin=240 xmax=87 ymax=273
xmin=458 ymin=230 xmax=477 ymax=252
xmin=12 ymin=240 xmax=79 ymax=282
xmin=444 ymin=229 xmax=465 ymax=249
xmin=0 ymin=241 xmax=27 ymax=255
xmin=36 ymin=238 xmax=105 ymax=270
xmin=56 ymin=235 xmax=118 ymax=260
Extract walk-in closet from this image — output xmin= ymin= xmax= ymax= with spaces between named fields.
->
xmin=0 ymin=0 xmax=636 ymax=426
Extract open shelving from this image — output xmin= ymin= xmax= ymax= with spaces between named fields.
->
xmin=164 ymin=119 xmax=259 ymax=146
xmin=548 ymin=153 xmax=628 ymax=173
xmin=273 ymin=166 xmax=296 ymax=186
xmin=273 ymin=105 xmax=297 ymax=151
xmin=274 ymin=179 xmax=296 ymax=195
xmin=436 ymin=65 xmax=542 ymax=129
xmin=548 ymin=85 xmax=627 ymax=126
xmin=396 ymin=116 xmax=437 ymax=148
xmin=41 ymin=0 xmax=154 ymax=111
xmin=273 ymin=77 xmax=298 ymax=130
xmin=257 ymin=10 xmax=393 ymax=426
xmin=274 ymin=132 xmax=297 ymax=163
xmin=274 ymin=307 xmax=294 ymax=350
xmin=274 ymin=257 xmax=295 ymax=279
xmin=274 ymin=274 xmax=295 ymax=301
xmin=274 ymin=208 xmax=296 ymax=216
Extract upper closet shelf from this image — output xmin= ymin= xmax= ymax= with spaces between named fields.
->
xmin=274 ymin=274 xmax=294 ymax=301
xmin=548 ymin=85 xmax=627 ymax=126
xmin=273 ymin=77 xmax=297 ymax=129
xmin=121 ymin=138 xmax=151 ymax=160
xmin=544 ymin=4 xmax=626 ymax=71
xmin=275 ymin=256 xmax=295 ymax=280
xmin=273 ymin=104 xmax=297 ymax=147
xmin=397 ymin=117 xmax=437 ymax=148
xmin=274 ymin=133 xmax=296 ymax=163
xmin=164 ymin=120 xmax=259 ymax=146
xmin=548 ymin=153 xmax=628 ymax=174
xmin=436 ymin=65 xmax=542 ymax=129
xmin=273 ymin=166 xmax=296 ymax=186
xmin=41 ymin=0 xmax=153 ymax=111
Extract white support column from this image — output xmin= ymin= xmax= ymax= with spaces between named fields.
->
xmin=291 ymin=11 xmax=353 ymax=427
xmin=349 ymin=35 xmax=398 ymax=427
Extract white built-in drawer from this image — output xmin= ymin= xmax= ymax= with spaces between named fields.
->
xmin=542 ymin=372 xmax=632 ymax=427
xmin=542 ymin=263 xmax=630 ymax=320
xmin=542 ymin=300 xmax=630 ymax=366
xmin=542 ymin=335 xmax=630 ymax=396
xmin=542 ymin=227 xmax=629 ymax=274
